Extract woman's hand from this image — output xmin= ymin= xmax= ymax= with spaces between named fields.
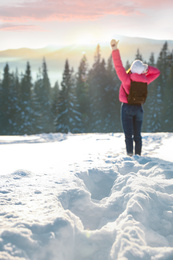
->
xmin=110 ymin=39 xmax=119 ymax=50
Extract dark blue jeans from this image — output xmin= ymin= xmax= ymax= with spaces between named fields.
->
xmin=121 ymin=103 xmax=143 ymax=155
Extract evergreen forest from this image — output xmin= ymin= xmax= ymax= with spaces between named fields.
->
xmin=0 ymin=41 xmax=172 ymax=135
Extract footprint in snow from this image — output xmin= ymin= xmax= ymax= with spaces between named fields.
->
xmin=76 ymin=169 xmax=117 ymax=201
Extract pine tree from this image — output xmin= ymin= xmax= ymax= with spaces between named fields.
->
xmin=143 ymin=52 xmax=157 ymax=132
xmin=135 ymin=49 xmax=143 ymax=61
xmin=105 ymin=55 xmax=121 ymax=132
xmin=88 ymin=45 xmax=121 ymax=132
xmin=76 ymin=55 xmax=89 ymax=132
xmin=12 ymin=69 xmax=21 ymax=133
xmin=125 ymin=60 xmax=131 ymax=71
xmin=34 ymin=59 xmax=54 ymax=133
xmin=157 ymin=42 xmax=169 ymax=87
xmin=51 ymin=81 xmax=60 ymax=130
xmin=0 ymin=64 xmax=18 ymax=134
xmin=18 ymin=62 xmax=34 ymax=134
xmin=149 ymin=52 xmax=155 ymax=66
xmin=0 ymin=64 xmax=10 ymax=134
xmin=156 ymin=41 xmax=170 ymax=131
xmin=163 ymin=51 xmax=173 ymax=131
xmin=56 ymin=60 xmax=81 ymax=133
xmin=32 ymin=78 xmax=44 ymax=133
xmin=88 ymin=44 xmax=104 ymax=132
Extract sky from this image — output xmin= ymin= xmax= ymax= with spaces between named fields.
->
xmin=0 ymin=0 xmax=173 ymax=50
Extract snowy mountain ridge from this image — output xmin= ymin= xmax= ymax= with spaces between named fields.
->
xmin=0 ymin=35 xmax=173 ymax=85
xmin=0 ymin=132 xmax=173 ymax=260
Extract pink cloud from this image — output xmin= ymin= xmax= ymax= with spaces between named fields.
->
xmin=132 ymin=0 xmax=173 ymax=8
xmin=0 ymin=23 xmax=42 ymax=31
xmin=0 ymin=0 xmax=171 ymax=23
xmin=0 ymin=0 xmax=141 ymax=22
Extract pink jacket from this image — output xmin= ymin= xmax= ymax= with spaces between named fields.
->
xmin=112 ymin=49 xmax=160 ymax=103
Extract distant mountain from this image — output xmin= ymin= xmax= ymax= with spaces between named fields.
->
xmin=0 ymin=36 xmax=172 ymax=85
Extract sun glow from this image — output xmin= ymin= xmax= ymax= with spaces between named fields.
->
xmin=75 ymin=33 xmax=98 ymax=46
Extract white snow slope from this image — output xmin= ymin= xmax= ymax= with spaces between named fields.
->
xmin=0 ymin=133 xmax=173 ymax=260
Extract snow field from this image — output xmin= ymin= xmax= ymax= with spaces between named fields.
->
xmin=0 ymin=133 xmax=173 ymax=260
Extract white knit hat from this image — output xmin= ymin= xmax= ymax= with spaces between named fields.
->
xmin=130 ymin=60 xmax=148 ymax=74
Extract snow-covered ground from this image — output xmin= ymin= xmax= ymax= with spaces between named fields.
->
xmin=0 ymin=132 xmax=173 ymax=260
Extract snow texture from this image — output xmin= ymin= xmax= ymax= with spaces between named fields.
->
xmin=0 ymin=133 xmax=173 ymax=260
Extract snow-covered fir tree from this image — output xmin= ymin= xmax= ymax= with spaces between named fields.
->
xmin=105 ymin=54 xmax=121 ymax=132
xmin=76 ymin=55 xmax=89 ymax=132
xmin=135 ymin=48 xmax=143 ymax=61
xmin=17 ymin=62 xmax=34 ymax=134
xmin=143 ymin=52 xmax=158 ymax=132
xmin=162 ymin=50 xmax=173 ymax=131
xmin=51 ymin=81 xmax=60 ymax=126
xmin=88 ymin=45 xmax=121 ymax=132
xmin=156 ymin=42 xmax=170 ymax=131
xmin=88 ymin=44 xmax=105 ymax=132
xmin=56 ymin=60 xmax=82 ymax=133
xmin=0 ymin=64 xmax=19 ymax=134
xmin=34 ymin=59 xmax=54 ymax=133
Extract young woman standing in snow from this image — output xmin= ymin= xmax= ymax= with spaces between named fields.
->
xmin=110 ymin=39 xmax=160 ymax=156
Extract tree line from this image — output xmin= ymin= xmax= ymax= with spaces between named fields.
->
xmin=0 ymin=42 xmax=172 ymax=135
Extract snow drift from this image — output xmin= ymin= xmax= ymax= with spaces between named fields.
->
xmin=0 ymin=133 xmax=173 ymax=260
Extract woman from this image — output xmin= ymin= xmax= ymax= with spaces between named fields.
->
xmin=110 ymin=39 xmax=160 ymax=156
